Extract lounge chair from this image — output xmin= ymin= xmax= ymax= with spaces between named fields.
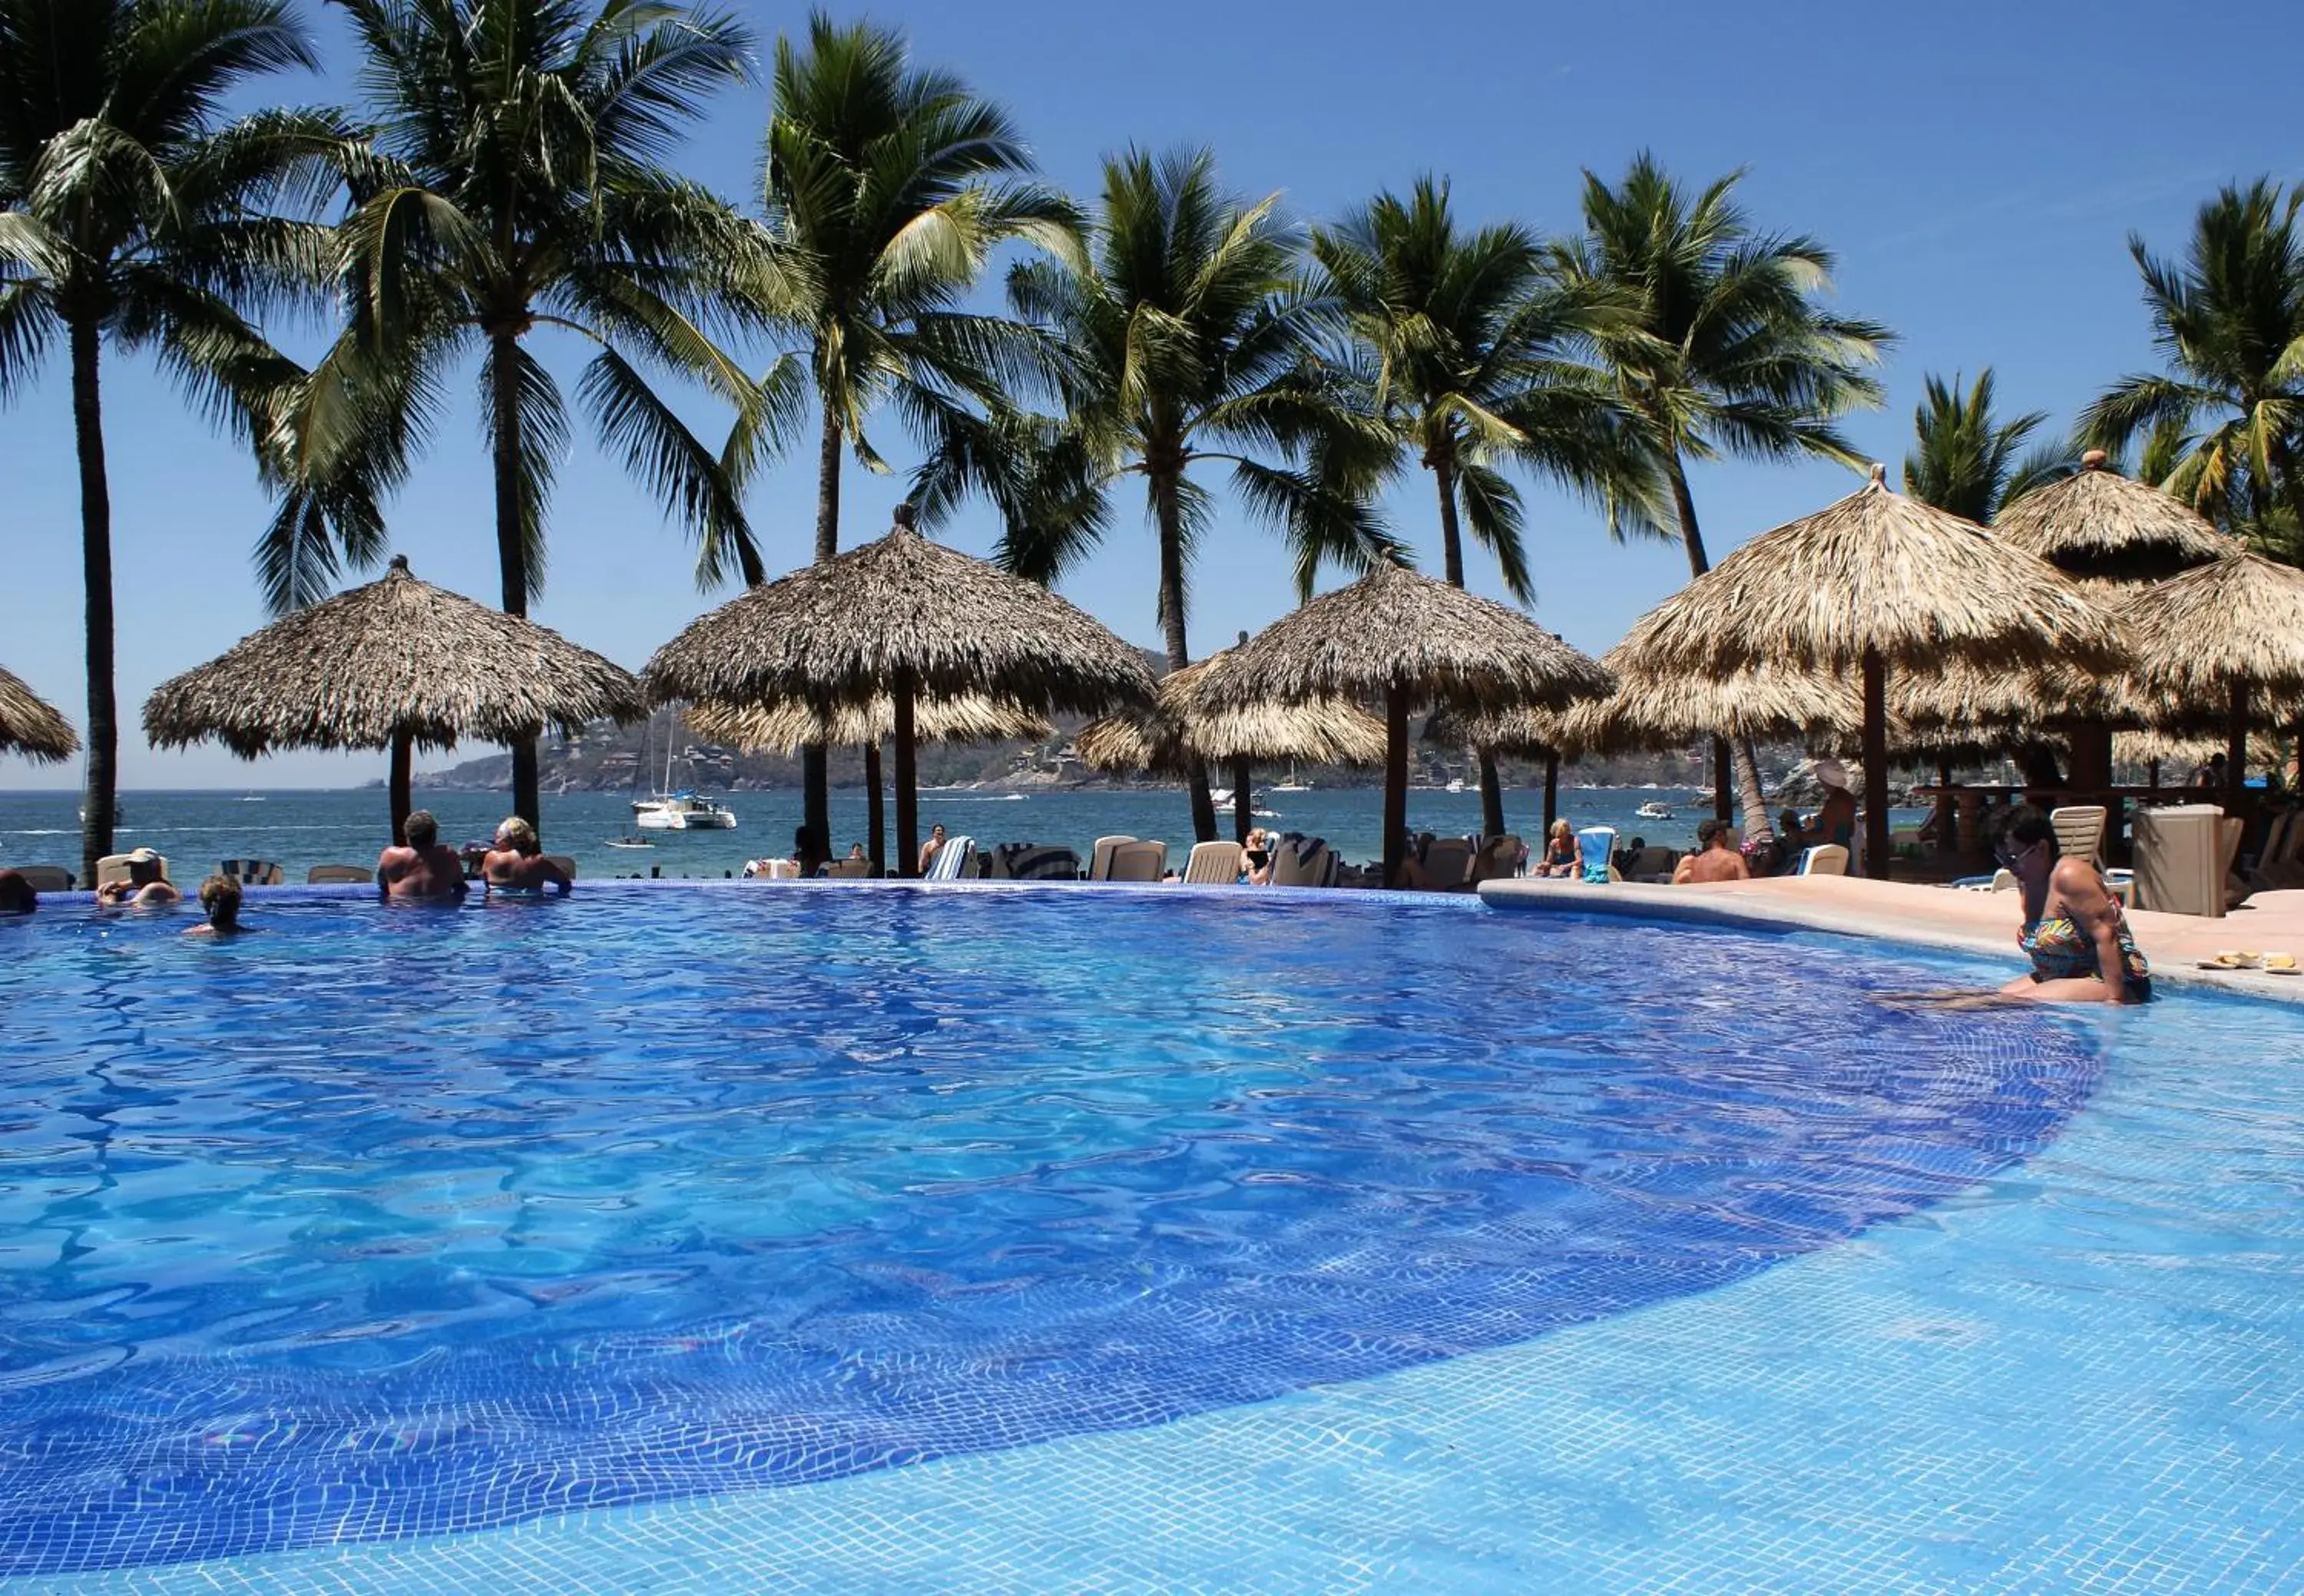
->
xmin=1270 ymin=835 xmax=1339 ymax=888
xmin=1087 ymin=835 xmax=1135 ymax=882
xmin=218 ymin=859 xmax=286 ymax=886
xmin=1183 ymin=840 xmax=1245 ymax=884
xmin=544 ymin=855 xmax=577 ymax=881
xmin=1419 ymin=836 xmax=1475 ymax=890
xmin=1104 ymin=839 xmax=1167 ymax=882
xmin=760 ymin=858 xmax=803 ymax=879
xmin=1624 ymin=845 xmax=1677 ymax=883
xmin=8 ymin=864 xmax=74 ymax=892
xmin=989 ymin=843 xmax=1080 ymax=881
xmin=2050 ymin=805 xmax=2108 ymax=867
xmin=2243 ymin=806 xmax=2296 ymax=889
xmin=1574 ymin=826 xmax=1617 ymax=886
xmin=824 ymin=858 xmax=872 ymax=878
xmin=2256 ymin=806 xmax=2304 ymax=889
xmin=1468 ymin=833 xmax=1523 ymax=884
xmin=1798 ymin=843 xmax=1850 ymax=876
xmin=94 ymin=853 xmax=170 ymax=888
xmin=306 ymin=863 xmax=374 ymax=885
xmin=924 ymin=834 xmax=979 ymax=881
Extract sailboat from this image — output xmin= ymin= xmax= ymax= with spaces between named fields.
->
xmin=631 ymin=710 xmax=737 ymax=832
xmin=1270 ymin=760 xmax=1312 ymax=793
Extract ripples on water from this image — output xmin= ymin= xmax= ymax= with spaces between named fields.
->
xmin=0 ymin=888 xmax=2102 ymax=1577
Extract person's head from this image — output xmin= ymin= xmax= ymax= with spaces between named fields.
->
xmin=1696 ymin=818 xmax=1724 ymax=850
xmin=493 ymin=816 xmax=539 ymax=856
xmin=847 ymin=843 xmax=866 ymax=859
xmin=1813 ymin=759 xmax=1852 ymax=798
xmin=1549 ymin=819 xmax=1572 ymax=843
xmin=793 ymin=825 xmax=824 ymax=863
xmin=198 ymin=875 xmax=242 ymax=928
xmin=0 ymin=869 xmax=35 ymax=915
xmin=1995 ymin=805 xmax=2061 ymax=881
xmin=404 ymin=810 xmax=439 ymax=849
xmin=1778 ymin=808 xmax=1802 ymax=835
xmin=124 ymin=846 xmax=164 ymax=886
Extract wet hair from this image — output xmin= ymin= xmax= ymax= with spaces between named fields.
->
xmin=2001 ymin=805 xmax=2061 ymax=860
xmin=404 ymin=810 xmax=439 ymax=849
xmin=199 ymin=876 xmax=242 ymax=922
xmin=1696 ymin=819 xmax=1723 ymax=847
xmin=0 ymin=869 xmax=35 ymax=914
xmin=495 ymin=816 xmax=539 ymax=854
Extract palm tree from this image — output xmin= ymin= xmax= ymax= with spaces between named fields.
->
xmin=743 ymin=12 xmax=1076 ymax=854
xmin=313 ymin=0 xmax=769 ymax=834
xmin=2084 ymin=177 xmax=2304 ymax=563
xmin=0 ymin=0 xmax=356 ymax=883
xmin=1901 ymin=369 xmax=2061 ymax=524
xmin=925 ymin=147 xmax=1394 ymax=844
xmin=1313 ymin=174 xmax=1657 ymax=836
xmin=1555 ymin=152 xmax=1892 ymax=837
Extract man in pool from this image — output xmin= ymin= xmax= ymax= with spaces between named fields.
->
xmin=96 ymin=848 xmax=183 ymax=907
xmin=0 ymin=868 xmax=35 ymax=914
xmin=479 ymin=816 xmax=572 ymax=895
xmin=376 ymin=810 xmax=468 ymax=900
xmin=1672 ymin=820 xmax=1750 ymax=884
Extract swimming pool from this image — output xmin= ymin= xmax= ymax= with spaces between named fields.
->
xmin=1 ymin=886 xmax=2296 ymax=1591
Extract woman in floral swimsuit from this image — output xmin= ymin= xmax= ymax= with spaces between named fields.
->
xmin=1995 ymin=806 xmax=2151 ymax=1004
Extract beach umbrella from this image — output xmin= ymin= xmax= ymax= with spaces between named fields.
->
xmin=1555 ymin=656 xmax=1862 ymax=758
xmin=1418 ymin=703 xmax=1574 ymax=834
xmin=685 ymin=694 xmax=1054 ymax=874
xmin=144 ymin=555 xmax=644 ymax=844
xmin=1074 ymin=650 xmax=1386 ymax=843
xmin=1610 ymin=465 xmax=2120 ymax=876
xmin=2114 ymin=551 xmax=2304 ymax=810
xmin=0 ymin=666 xmax=78 ymax=763
xmin=644 ymin=505 xmax=1156 ymax=877
xmin=1195 ymin=559 xmax=1613 ymax=887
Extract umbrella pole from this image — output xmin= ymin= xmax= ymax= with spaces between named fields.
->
xmin=1543 ymin=750 xmax=1559 ymax=836
xmin=2226 ymin=680 xmax=2249 ymax=813
xmin=1232 ymin=755 xmax=1252 ymax=845
xmin=894 ymin=671 xmax=920 ymax=879
xmin=1712 ymin=736 xmax=1732 ymax=824
xmin=1382 ymin=684 xmax=1409 ymax=889
xmin=1862 ymin=647 xmax=1890 ymax=880
xmin=389 ymin=730 xmax=412 ymax=847
xmin=865 ymin=740 xmax=886 ymax=876
xmin=1478 ymin=751 xmax=1505 ymax=839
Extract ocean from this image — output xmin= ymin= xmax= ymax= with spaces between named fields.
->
xmin=0 ymin=783 xmax=1809 ymax=884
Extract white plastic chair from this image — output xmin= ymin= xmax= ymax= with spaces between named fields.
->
xmin=1798 ymin=843 xmax=1850 ymax=876
xmin=1104 ymin=839 xmax=1167 ymax=882
xmin=925 ymin=835 xmax=978 ymax=881
xmin=1088 ymin=835 xmax=1136 ymax=882
xmin=306 ymin=863 xmax=373 ymax=884
xmin=1418 ymin=837 xmax=1475 ymax=890
xmin=1268 ymin=836 xmax=1337 ymax=887
xmin=2051 ymin=804 xmax=2108 ymax=866
xmin=1183 ymin=840 xmax=1244 ymax=884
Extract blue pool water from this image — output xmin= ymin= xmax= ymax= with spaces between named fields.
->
xmin=0 ymin=886 xmax=2118 ymax=1582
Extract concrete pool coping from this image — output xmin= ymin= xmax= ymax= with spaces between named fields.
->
xmin=1481 ymin=874 xmax=2304 ymax=1004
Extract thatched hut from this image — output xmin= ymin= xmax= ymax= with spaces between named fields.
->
xmin=144 ymin=556 xmax=644 ymax=843
xmin=0 ymin=666 xmax=78 ymax=763
xmin=1558 ymin=657 xmax=1862 ymax=758
xmin=1075 ymin=651 xmax=1386 ymax=843
xmin=2116 ymin=551 xmax=2304 ymax=808
xmin=1611 ymin=465 xmax=2120 ymax=876
xmin=645 ymin=507 xmax=1155 ymax=876
xmin=1197 ymin=561 xmax=1612 ymax=886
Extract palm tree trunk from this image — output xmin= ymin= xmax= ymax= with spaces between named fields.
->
xmin=1382 ymin=681 xmax=1409 ymax=888
xmin=1154 ymin=468 xmax=1217 ymax=843
xmin=1432 ymin=452 xmax=1508 ymax=836
xmin=488 ymin=334 xmax=541 ymax=834
xmin=864 ymin=740 xmax=885 ymax=876
xmin=70 ymin=317 xmax=117 ymax=887
xmin=1666 ymin=452 xmax=1773 ymax=843
xmin=803 ymin=401 xmax=843 ymax=855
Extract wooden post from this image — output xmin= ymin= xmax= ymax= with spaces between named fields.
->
xmin=1712 ymin=734 xmax=1732 ymax=823
xmin=864 ymin=740 xmax=886 ymax=876
xmin=1382 ymin=683 xmax=1409 ymax=889
xmin=2227 ymin=679 xmax=2251 ymax=814
xmin=1231 ymin=754 xmax=1253 ymax=844
xmin=1542 ymin=750 xmax=1559 ymax=836
xmin=389 ymin=730 xmax=412 ymax=846
xmin=1934 ymin=759 xmax=1955 ymax=855
xmin=894 ymin=672 xmax=919 ymax=879
xmin=1862 ymin=646 xmax=1891 ymax=879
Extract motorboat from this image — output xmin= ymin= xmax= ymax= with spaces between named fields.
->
xmin=632 ymin=792 xmax=737 ymax=831
xmin=1445 ymin=777 xmax=1466 ymax=794
xmin=605 ymin=836 xmax=654 ymax=850
xmin=1636 ymin=800 xmax=1675 ymax=820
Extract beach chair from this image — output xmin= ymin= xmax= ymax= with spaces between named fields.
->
xmin=94 ymin=853 xmax=170 ymax=888
xmin=1574 ymin=826 xmax=1617 ymax=886
xmin=1419 ymin=836 xmax=1475 ymax=891
xmin=988 ymin=843 xmax=1080 ymax=881
xmin=2258 ymin=807 xmax=2304 ymax=888
xmin=217 ymin=859 xmax=286 ymax=886
xmin=1104 ymin=839 xmax=1167 ymax=882
xmin=1087 ymin=836 xmax=1135 ymax=882
xmin=924 ymin=834 xmax=979 ymax=881
xmin=1468 ymin=834 xmax=1523 ymax=884
xmin=1623 ymin=845 xmax=1677 ymax=883
xmin=8 ymin=865 xmax=74 ymax=892
xmin=545 ymin=856 xmax=577 ymax=881
xmin=1798 ymin=844 xmax=1850 ymax=876
xmin=2051 ymin=804 xmax=2108 ymax=866
xmin=824 ymin=859 xmax=871 ymax=879
xmin=2243 ymin=807 xmax=2296 ymax=888
xmin=306 ymin=864 xmax=374 ymax=885
xmin=1269 ymin=835 xmax=1338 ymax=888
xmin=1183 ymin=840 xmax=1245 ymax=884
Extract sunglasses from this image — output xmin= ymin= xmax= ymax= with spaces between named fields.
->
xmin=1994 ymin=836 xmax=2044 ymax=867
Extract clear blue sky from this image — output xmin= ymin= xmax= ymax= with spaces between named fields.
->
xmin=6 ymin=0 xmax=2299 ymax=788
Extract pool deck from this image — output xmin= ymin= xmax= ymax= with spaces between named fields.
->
xmin=1482 ymin=875 xmax=2304 ymax=1002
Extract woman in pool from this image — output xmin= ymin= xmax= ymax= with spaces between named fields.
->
xmin=1997 ymin=806 xmax=2150 ymax=1003
xmin=1534 ymin=820 xmax=1580 ymax=879
xmin=184 ymin=876 xmax=250 ymax=937
xmin=480 ymin=817 xmax=572 ymax=895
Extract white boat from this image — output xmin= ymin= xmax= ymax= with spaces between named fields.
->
xmin=1209 ymin=786 xmax=1233 ymax=806
xmin=1270 ymin=761 xmax=1312 ymax=793
xmin=605 ymin=836 xmax=654 ymax=850
xmin=632 ymin=793 xmax=737 ymax=831
xmin=1636 ymin=800 xmax=1675 ymax=820
xmin=1445 ymin=777 xmax=1466 ymax=794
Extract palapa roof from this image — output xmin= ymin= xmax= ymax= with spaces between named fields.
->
xmin=0 ymin=666 xmax=78 ymax=763
xmin=1994 ymin=452 xmax=2236 ymax=583
xmin=684 ymin=693 xmax=1051 ymax=754
xmin=644 ymin=516 xmax=1155 ymax=715
xmin=1887 ymin=654 xmax=2142 ymax=731
xmin=1074 ymin=651 xmax=1387 ymax=775
xmin=1195 ymin=561 xmax=1613 ymax=715
xmin=2117 ymin=550 xmax=2304 ymax=704
xmin=1556 ymin=656 xmax=1862 ymax=758
xmin=1421 ymin=704 xmax=1568 ymax=758
xmin=143 ymin=556 xmax=645 ymax=756
xmin=1614 ymin=466 xmax=2120 ymax=677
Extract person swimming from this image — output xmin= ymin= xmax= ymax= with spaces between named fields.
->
xmin=377 ymin=811 xmax=468 ymax=900
xmin=0 ymin=868 xmax=35 ymax=915
xmin=1998 ymin=806 xmax=2150 ymax=1004
xmin=184 ymin=875 xmax=250 ymax=937
xmin=480 ymin=816 xmax=572 ymax=895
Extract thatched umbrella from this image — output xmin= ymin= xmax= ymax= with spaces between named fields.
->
xmin=644 ymin=506 xmax=1155 ymax=877
xmin=1611 ymin=465 xmax=2120 ymax=876
xmin=1075 ymin=650 xmax=1386 ymax=843
xmin=0 ymin=666 xmax=78 ymax=763
xmin=2116 ymin=551 xmax=2304 ymax=810
xmin=1558 ymin=657 xmax=1862 ymax=757
xmin=1418 ymin=703 xmax=1574 ymax=833
xmin=686 ymin=694 xmax=1053 ymax=874
xmin=1196 ymin=560 xmax=1613 ymax=886
xmin=144 ymin=555 xmax=645 ymax=843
